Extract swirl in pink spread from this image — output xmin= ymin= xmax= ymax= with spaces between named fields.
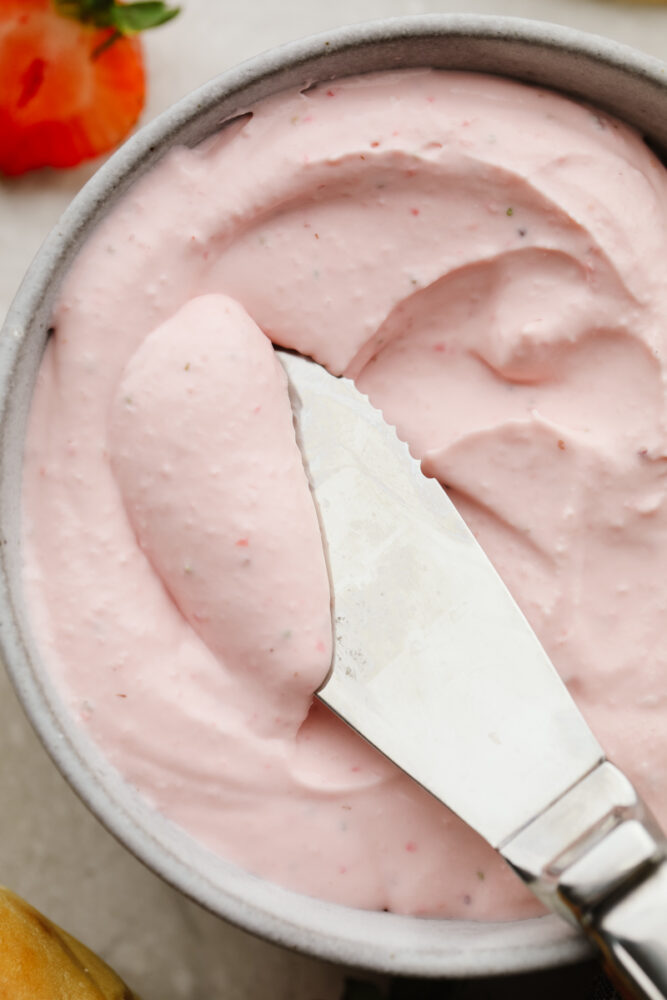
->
xmin=22 ymin=71 xmax=667 ymax=919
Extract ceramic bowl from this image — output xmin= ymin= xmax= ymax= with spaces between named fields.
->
xmin=2 ymin=14 xmax=666 ymax=978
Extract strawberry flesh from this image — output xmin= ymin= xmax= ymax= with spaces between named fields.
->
xmin=0 ymin=0 xmax=145 ymax=174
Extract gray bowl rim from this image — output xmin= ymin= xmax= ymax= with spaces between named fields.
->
xmin=2 ymin=11 xmax=666 ymax=978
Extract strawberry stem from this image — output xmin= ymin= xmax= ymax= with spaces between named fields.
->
xmin=91 ymin=28 xmax=122 ymax=59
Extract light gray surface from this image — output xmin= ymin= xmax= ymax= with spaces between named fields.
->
xmin=2 ymin=2 xmax=667 ymax=998
xmin=5 ymin=16 xmax=621 ymax=982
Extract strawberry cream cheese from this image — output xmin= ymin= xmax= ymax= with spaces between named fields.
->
xmin=21 ymin=70 xmax=667 ymax=919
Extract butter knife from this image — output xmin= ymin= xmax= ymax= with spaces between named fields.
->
xmin=278 ymin=350 xmax=667 ymax=1000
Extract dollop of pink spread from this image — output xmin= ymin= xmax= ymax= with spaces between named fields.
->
xmin=22 ymin=71 xmax=667 ymax=919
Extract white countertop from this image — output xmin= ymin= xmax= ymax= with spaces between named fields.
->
xmin=1 ymin=2 xmax=666 ymax=997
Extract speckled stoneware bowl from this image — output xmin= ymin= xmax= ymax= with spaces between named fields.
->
xmin=2 ymin=14 xmax=667 ymax=978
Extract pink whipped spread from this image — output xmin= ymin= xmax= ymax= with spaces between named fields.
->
xmin=22 ymin=70 xmax=667 ymax=919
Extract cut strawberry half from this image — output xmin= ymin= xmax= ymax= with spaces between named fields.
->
xmin=0 ymin=0 xmax=178 ymax=175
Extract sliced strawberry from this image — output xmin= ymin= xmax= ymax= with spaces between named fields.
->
xmin=0 ymin=0 xmax=178 ymax=175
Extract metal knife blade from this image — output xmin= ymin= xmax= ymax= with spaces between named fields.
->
xmin=277 ymin=349 xmax=602 ymax=849
xmin=278 ymin=351 xmax=667 ymax=1000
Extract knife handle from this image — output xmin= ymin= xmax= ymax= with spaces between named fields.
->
xmin=591 ymin=861 xmax=667 ymax=1000
xmin=557 ymin=820 xmax=667 ymax=1000
xmin=502 ymin=762 xmax=667 ymax=1000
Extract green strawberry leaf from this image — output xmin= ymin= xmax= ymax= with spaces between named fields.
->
xmin=110 ymin=2 xmax=180 ymax=34
xmin=55 ymin=0 xmax=110 ymax=26
xmin=54 ymin=0 xmax=179 ymax=36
